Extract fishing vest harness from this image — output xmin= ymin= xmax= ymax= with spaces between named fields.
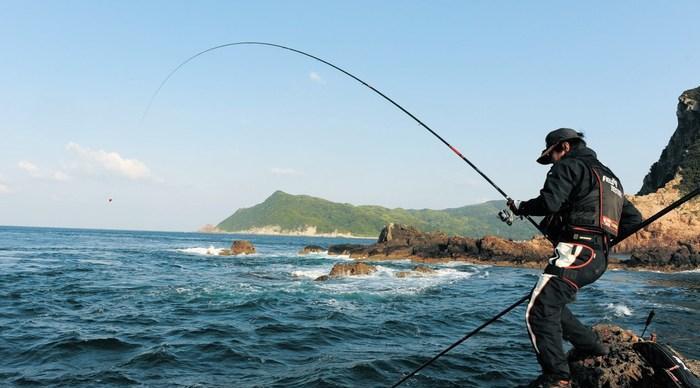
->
xmin=565 ymin=159 xmax=625 ymax=238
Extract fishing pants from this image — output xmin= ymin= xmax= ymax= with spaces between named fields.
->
xmin=525 ymin=236 xmax=607 ymax=379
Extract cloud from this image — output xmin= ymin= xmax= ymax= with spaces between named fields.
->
xmin=270 ymin=167 xmax=302 ymax=176
xmin=18 ymin=161 xmax=40 ymax=177
xmin=309 ymin=71 xmax=325 ymax=84
xmin=51 ymin=171 xmax=70 ymax=182
xmin=18 ymin=160 xmax=70 ymax=181
xmin=66 ymin=142 xmax=152 ymax=180
xmin=0 ymin=183 xmax=10 ymax=194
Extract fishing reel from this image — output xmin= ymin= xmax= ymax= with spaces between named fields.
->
xmin=498 ymin=208 xmax=515 ymax=226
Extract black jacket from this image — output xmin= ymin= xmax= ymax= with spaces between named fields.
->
xmin=519 ymin=146 xmax=642 ymax=239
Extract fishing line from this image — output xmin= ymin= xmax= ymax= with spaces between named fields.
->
xmin=143 ymin=41 xmax=546 ymax=237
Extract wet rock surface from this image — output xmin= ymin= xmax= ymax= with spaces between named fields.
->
xmin=314 ymin=262 xmax=377 ymax=281
xmin=219 ymin=240 xmax=256 ymax=255
xmin=395 ymin=265 xmax=436 ymax=278
xmin=299 ymin=245 xmax=325 ymax=254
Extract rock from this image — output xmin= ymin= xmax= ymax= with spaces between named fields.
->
xmin=413 ymin=265 xmax=436 ymax=274
xmin=331 ymin=223 xmax=555 ymax=267
xmin=230 ymin=240 xmax=256 ymax=255
xmin=314 ymin=263 xmax=377 ymax=280
xmin=640 ymin=85 xmax=700 ymax=195
xmin=395 ymin=265 xmax=436 ymax=278
xmin=328 ymin=262 xmax=376 ymax=277
xmin=568 ymin=324 xmax=700 ymax=387
xmin=327 ymin=244 xmax=367 ymax=256
xmin=614 ymin=85 xmax=700 ymax=267
xmin=314 ymin=275 xmax=330 ymax=282
xmin=624 ymin=240 xmax=700 ymax=270
xmin=299 ymin=245 xmax=325 ymax=254
xmin=614 ymin=174 xmax=700 ymax=266
xmin=377 ymin=223 xmax=426 ymax=245
xmin=477 ymin=235 xmax=552 ymax=264
xmin=569 ymin=324 xmax=653 ymax=387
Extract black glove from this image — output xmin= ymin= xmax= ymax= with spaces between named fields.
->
xmin=507 ymin=198 xmax=523 ymax=216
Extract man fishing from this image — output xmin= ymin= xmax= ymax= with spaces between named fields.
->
xmin=508 ymin=128 xmax=643 ymax=388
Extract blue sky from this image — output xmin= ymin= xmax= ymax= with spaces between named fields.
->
xmin=0 ymin=1 xmax=697 ymax=231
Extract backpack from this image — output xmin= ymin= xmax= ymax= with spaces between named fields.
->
xmin=633 ymin=341 xmax=700 ymax=388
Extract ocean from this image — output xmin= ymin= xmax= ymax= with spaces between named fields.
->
xmin=0 ymin=226 xmax=698 ymax=387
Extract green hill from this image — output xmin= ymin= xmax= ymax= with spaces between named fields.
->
xmin=216 ymin=191 xmax=540 ymax=239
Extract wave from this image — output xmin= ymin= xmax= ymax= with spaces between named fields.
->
xmin=291 ymin=269 xmax=329 ymax=279
xmin=314 ymin=265 xmax=477 ymax=296
xmin=176 ymin=246 xmax=224 ymax=255
xmin=122 ymin=345 xmax=179 ymax=367
xmin=605 ymin=303 xmax=633 ymax=317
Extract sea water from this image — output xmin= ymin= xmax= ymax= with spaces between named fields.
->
xmin=0 ymin=226 xmax=698 ymax=387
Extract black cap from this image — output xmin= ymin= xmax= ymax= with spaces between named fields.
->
xmin=536 ymin=128 xmax=585 ymax=164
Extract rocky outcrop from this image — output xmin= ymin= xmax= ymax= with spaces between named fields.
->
xmin=615 ymin=174 xmax=700 ymax=269
xmin=613 ymin=86 xmax=700 ymax=268
xmin=639 ymin=88 xmax=700 ymax=195
xmin=328 ymin=220 xmax=699 ymax=271
xmin=314 ymin=262 xmax=377 ymax=281
xmin=329 ymin=223 xmax=553 ymax=268
xmin=299 ymin=245 xmax=325 ymax=254
xmin=639 ymin=86 xmax=700 ymax=195
xmin=219 ymin=240 xmax=256 ymax=255
xmin=569 ymin=325 xmax=653 ymax=387
xmin=568 ymin=324 xmax=699 ymax=387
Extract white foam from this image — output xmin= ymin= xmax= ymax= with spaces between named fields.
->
xmin=291 ymin=269 xmax=330 ymax=279
xmin=177 ymin=246 xmax=224 ymax=256
xmin=438 ymin=260 xmax=491 ymax=269
xmin=316 ymin=265 xmax=477 ymax=296
xmin=297 ymin=250 xmax=329 ymax=256
xmin=295 ymin=253 xmax=355 ymax=262
xmin=605 ymin=303 xmax=633 ymax=317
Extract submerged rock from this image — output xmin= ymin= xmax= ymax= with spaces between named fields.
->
xmin=395 ymin=265 xmax=437 ymax=278
xmin=219 ymin=240 xmax=256 ymax=255
xmin=314 ymin=262 xmax=377 ymax=281
xmin=299 ymin=245 xmax=325 ymax=254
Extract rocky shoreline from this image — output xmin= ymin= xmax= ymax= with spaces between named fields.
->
xmin=312 ymin=221 xmax=699 ymax=273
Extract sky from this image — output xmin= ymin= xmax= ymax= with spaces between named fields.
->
xmin=0 ymin=1 xmax=698 ymax=231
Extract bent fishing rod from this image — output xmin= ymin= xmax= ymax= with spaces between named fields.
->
xmin=143 ymin=41 xmax=547 ymax=238
xmin=390 ymin=185 xmax=700 ymax=387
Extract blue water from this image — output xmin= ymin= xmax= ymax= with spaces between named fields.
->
xmin=0 ymin=226 xmax=698 ymax=387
